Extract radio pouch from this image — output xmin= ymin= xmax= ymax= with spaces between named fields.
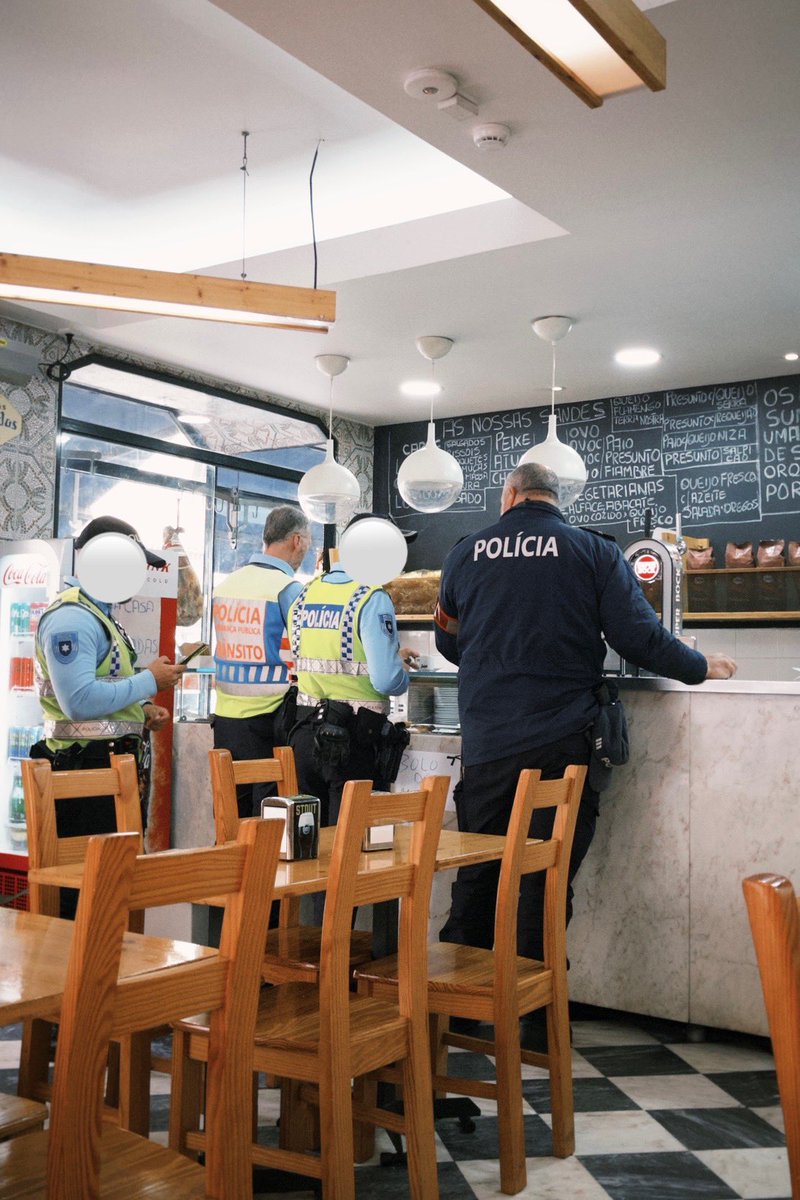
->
xmin=587 ymin=681 xmax=629 ymax=793
xmin=312 ymin=701 xmax=353 ymax=770
xmin=273 ymin=684 xmax=298 ymax=745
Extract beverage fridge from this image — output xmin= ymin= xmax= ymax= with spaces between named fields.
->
xmin=0 ymin=538 xmax=72 ymax=877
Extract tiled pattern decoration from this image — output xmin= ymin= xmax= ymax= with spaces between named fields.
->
xmin=0 ymin=318 xmax=63 ymax=538
xmin=0 ymin=1010 xmax=790 ymax=1199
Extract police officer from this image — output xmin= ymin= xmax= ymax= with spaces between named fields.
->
xmin=286 ymin=515 xmax=414 ymax=830
xmin=212 ymin=505 xmax=311 ymax=818
xmin=32 ymin=515 xmax=185 ymax=840
xmin=435 ymin=463 xmax=737 ymax=1047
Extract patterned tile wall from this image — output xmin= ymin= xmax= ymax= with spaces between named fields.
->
xmin=0 ymin=315 xmax=375 ymax=538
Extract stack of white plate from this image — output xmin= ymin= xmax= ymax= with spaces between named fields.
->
xmin=433 ymin=687 xmax=460 ymax=730
xmin=408 ymin=686 xmax=434 ymax=726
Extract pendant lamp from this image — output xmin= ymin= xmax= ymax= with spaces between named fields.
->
xmin=519 ymin=315 xmax=587 ymax=506
xmin=397 ymin=336 xmax=464 ymax=512
xmin=297 ymin=354 xmax=361 ymax=523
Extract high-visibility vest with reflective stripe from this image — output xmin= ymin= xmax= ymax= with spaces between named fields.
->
xmin=288 ymin=576 xmax=388 ymax=707
xmin=35 ymin=587 xmax=145 ymax=748
xmin=212 ymin=563 xmax=293 ymax=718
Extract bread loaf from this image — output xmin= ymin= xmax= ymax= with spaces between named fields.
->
xmin=384 ymin=571 xmax=441 ymax=615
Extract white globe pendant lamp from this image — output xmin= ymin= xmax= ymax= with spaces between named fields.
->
xmin=519 ymin=316 xmax=587 ymax=507
xmin=298 ymin=354 xmax=361 ymax=524
xmin=397 ymin=335 xmax=463 ymax=513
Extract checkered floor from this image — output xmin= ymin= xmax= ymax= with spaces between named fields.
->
xmin=1 ymin=1008 xmax=791 ymax=1199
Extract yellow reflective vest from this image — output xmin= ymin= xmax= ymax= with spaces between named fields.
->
xmin=288 ymin=575 xmax=388 ymax=710
xmin=35 ymin=587 xmax=145 ymax=749
xmin=212 ymin=562 xmax=294 ymax=719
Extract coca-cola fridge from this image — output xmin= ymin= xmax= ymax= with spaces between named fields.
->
xmin=0 ymin=538 xmax=72 ymax=872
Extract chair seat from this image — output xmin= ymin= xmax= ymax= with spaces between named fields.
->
xmin=177 ymin=981 xmax=409 ymax=1059
xmin=0 ymin=1093 xmax=46 ymax=1142
xmin=0 ymin=1125 xmax=207 ymax=1198
xmin=356 ymin=942 xmax=555 ymax=1017
xmin=263 ymin=925 xmax=373 ymax=983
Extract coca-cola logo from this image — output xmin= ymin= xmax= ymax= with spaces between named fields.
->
xmin=3 ymin=561 xmax=48 ymax=587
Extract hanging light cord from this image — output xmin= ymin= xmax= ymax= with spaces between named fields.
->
xmin=550 ymin=341 xmax=557 ymax=418
xmin=240 ymin=130 xmax=249 ymax=281
xmin=327 ymin=376 xmax=334 ymax=440
xmin=430 ymin=359 xmax=437 ymax=426
xmin=309 ymin=139 xmax=323 ymax=290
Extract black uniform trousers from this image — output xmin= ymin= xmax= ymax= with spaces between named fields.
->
xmin=288 ymin=714 xmax=389 ymax=829
xmin=439 ymin=728 xmax=599 ymax=962
xmin=212 ymin=710 xmax=281 ymax=819
xmin=29 ymin=735 xmax=143 ymax=919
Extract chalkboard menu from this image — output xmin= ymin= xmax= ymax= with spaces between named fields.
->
xmin=372 ymin=373 xmax=800 ymax=571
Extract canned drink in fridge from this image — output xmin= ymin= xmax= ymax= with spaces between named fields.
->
xmin=29 ymin=602 xmax=48 ymax=632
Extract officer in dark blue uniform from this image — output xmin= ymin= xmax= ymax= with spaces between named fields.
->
xmin=434 ymin=462 xmax=736 ymax=1046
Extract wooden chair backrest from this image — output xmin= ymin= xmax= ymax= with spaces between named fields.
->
xmin=47 ymin=817 xmax=283 ymax=1200
xmin=209 ymin=746 xmax=298 ymax=844
xmin=22 ymin=755 xmax=143 ymax=917
xmin=742 ymin=872 xmax=800 ymax=1198
xmin=493 ymin=765 xmax=586 ymax=1007
xmin=320 ymin=777 xmax=449 ymax=1035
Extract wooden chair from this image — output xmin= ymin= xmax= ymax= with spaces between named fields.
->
xmin=209 ymin=747 xmax=372 ymax=983
xmin=19 ymin=753 xmax=165 ymax=1134
xmin=0 ymin=1095 xmax=46 ymax=1142
xmin=743 ymin=872 xmax=800 ymax=1200
xmin=171 ymin=774 xmax=450 ymax=1200
xmin=0 ymin=816 xmax=283 ymax=1199
xmin=356 ymin=764 xmax=586 ymax=1196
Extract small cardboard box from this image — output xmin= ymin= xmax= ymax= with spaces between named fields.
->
xmin=261 ymin=795 xmax=320 ymax=861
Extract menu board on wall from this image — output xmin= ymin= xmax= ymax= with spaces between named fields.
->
xmin=372 ymin=373 xmax=800 ymax=571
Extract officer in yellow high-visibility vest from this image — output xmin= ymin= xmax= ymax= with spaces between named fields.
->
xmin=32 ymin=515 xmax=185 ymax=842
xmin=212 ymin=505 xmax=312 ymax=817
xmin=286 ymin=515 xmax=415 ymax=829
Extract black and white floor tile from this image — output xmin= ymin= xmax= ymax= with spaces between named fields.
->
xmin=1 ymin=1008 xmax=791 ymax=1199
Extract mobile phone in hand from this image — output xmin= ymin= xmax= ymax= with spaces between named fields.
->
xmin=179 ymin=643 xmax=210 ymax=666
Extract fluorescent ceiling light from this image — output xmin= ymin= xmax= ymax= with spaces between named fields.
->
xmin=0 ymin=252 xmax=336 ymax=332
xmin=471 ymin=0 xmax=666 ymax=108
xmin=615 ymin=347 xmax=661 ymax=366
xmin=177 ymin=413 xmax=211 ymax=426
xmin=400 ymin=380 xmax=443 ymax=398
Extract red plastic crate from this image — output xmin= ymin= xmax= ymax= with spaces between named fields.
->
xmin=0 ymin=866 xmax=29 ymax=911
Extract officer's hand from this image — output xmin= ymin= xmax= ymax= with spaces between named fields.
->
xmin=705 ymin=653 xmax=737 ymax=680
xmin=399 ymin=646 xmax=421 ymax=669
xmin=146 ymin=655 xmax=186 ymax=690
xmin=143 ymin=704 xmax=171 ymax=731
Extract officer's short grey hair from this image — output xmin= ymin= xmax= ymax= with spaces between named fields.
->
xmin=263 ymin=505 xmax=310 ymax=546
xmin=506 ymin=462 xmax=560 ymax=501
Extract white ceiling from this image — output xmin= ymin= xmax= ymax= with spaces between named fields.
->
xmin=2 ymin=0 xmax=798 ymax=425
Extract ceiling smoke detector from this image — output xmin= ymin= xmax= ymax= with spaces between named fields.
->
xmin=472 ymin=123 xmax=510 ymax=150
xmin=404 ymin=68 xmax=458 ymax=101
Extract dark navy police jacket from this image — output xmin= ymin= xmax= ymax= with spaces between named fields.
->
xmin=434 ymin=500 xmax=707 ymax=767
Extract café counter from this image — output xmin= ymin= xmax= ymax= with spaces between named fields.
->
xmin=171 ymin=676 xmax=800 ymax=1036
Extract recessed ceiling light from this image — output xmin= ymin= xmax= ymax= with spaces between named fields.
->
xmin=614 ymin=347 xmax=661 ymax=367
xmin=177 ymin=412 xmax=211 ymax=425
xmin=785 ymin=352 xmax=799 ymax=362
xmin=399 ymin=380 xmax=442 ymax=398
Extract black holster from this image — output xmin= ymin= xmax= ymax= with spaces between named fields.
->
xmin=375 ymin=721 xmax=411 ymax=784
xmin=273 ymin=684 xmax=298 ymax=745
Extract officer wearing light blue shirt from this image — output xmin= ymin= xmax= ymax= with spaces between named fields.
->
xmin=37 ymin=579 xmax=158 ymax=722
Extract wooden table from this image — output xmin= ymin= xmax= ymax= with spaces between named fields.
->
xmin=28 ymin=826 xmax=512 ymax=903
xmin=0 ymin=906 xmax=219 ymax=1026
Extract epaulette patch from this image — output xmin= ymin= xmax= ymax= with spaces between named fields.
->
xmin=581 ymin=527 xmax=617 ymax=542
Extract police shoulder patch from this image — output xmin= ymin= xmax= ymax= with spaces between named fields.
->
xmin=52 ymin=631 xmax=79 ymax=663
xmin=580 ymin=527 xmax=617 ymax=542
xmin=381 ymin=614 xmax=396 ymax=639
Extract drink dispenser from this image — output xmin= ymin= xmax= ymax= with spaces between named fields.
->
xmin=619 ymin=510 xmax=686 ymax=675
